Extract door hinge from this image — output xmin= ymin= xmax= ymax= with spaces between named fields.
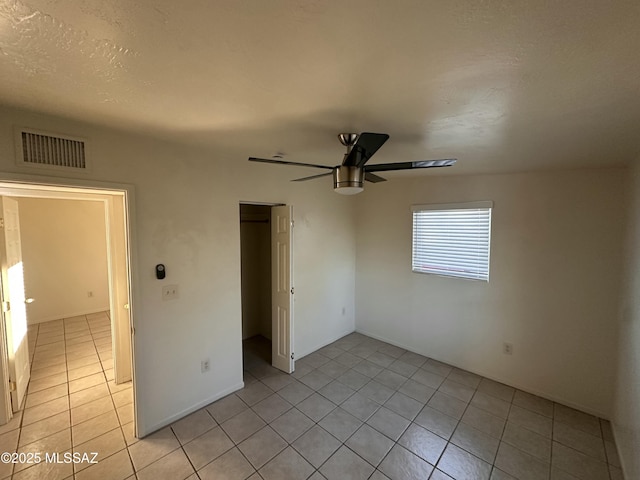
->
xmin=8 ymin=381 xmax=16 ymax=392
xmin=0 ymin=218 xmax=4 ymax=228
xmin=291 ymin=220 xmax=294 ymax=227
xmin=290 ymin=287 xmax=294 ymax=295
xmin=131 ymin=326 xmax=135 ymax=335
xmin=2 ymin=301 xmax=9 ymax=312
xmin=291 ymin=353 xmax=294 ymax=360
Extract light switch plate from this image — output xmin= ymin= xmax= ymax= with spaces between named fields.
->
xmin=162 ymin=284 xmax=179 ymax=301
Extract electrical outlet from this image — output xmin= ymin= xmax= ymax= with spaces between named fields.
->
xmin=503 ymin=342 xmax=513 ymax=355
xmin=201 ymin=358 xmax=210 ymax=373
xmin=162 ymin=284 xmax=179 ymax=301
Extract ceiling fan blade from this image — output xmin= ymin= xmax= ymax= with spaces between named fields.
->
xmin=291 ymin=172 xmax=334 ymax=182
xmin=365 ymin=172 xmax=387 ymax=183
xmin=342 ymin=133 xmax=390 ymax=167
xmin=365 ymin=158 xmax=457 ymax=172
xmin=249 ymin=157 xmax=334 ymax=170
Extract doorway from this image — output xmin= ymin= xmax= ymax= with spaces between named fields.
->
xmin=0 ymin=180 xmax=135 ymax=436
xmin=240 ymin=204 xmax=272 ymax=370
xmin=239 ymin=203 xmax=294 ymax=375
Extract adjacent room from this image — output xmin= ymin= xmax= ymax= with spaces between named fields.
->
xmin=0 ymin=1 xmax=638 ymax=479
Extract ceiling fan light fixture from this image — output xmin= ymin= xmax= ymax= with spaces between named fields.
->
xmin=334 ymin=185 xmax=364 ymax=195
xmin=333 ymin=166 xmax=364 ymax=195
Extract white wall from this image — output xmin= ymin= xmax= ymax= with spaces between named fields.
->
xmin=17 ymin=197 xmax=110 ymax=323
xmin=0 ymin=106 xmax=357 ymax=435
xmin=240 ymin=204 xmax=271 ymax=340
xmin=613 ymin=161 xmax=640 ymax=479
xmin=355 ymin=169 xmax=626 ymax=417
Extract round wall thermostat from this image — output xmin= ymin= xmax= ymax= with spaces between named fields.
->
xmin=156 ymin=264 xmax=166 ymax=280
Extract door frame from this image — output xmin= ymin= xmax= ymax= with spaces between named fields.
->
xmin=0 ymin=172 xmax=138 ymax=437
xmin=239 ymin=201 xmax=294 ymax=373
xmin=0 ymin=196 xmax=31 ymax=412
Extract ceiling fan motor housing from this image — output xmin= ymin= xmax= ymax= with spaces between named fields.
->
xmin=333 ymin=166 xmax=364 ymax=195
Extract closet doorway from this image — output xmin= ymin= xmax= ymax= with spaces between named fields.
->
xmin=239 ymin=203 xmax=294 ymax=375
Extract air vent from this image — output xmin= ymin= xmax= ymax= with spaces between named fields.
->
xmin=15 ymin=129 xmax=89 ymax=171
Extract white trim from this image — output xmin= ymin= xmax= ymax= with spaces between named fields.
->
xmin=239 ymin=201 xmax=285 ymax=206
xmin=355 ymin=327 xmax=610 ymax=419
xmin=411 ymin=201 xmax=493 ymax=212
xmin=140 ymin=382 xmax=245 ymax=437
xmin=296 ymin=327 xmax=355 ymax=360
xmin=0 ymin=171 xmax=138 ymax=439
xmin=0 ymin=173 xmax=129 ymax=195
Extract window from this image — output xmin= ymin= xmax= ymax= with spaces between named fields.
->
xmin=411 ymin=201 xmax=492 ymax=281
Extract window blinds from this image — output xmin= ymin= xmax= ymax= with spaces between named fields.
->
xmin=411 ymin=201 xmax=492 ymax=281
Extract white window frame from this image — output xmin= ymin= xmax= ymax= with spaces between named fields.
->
xmin=411 ymin=201 xmax=493 ymax=281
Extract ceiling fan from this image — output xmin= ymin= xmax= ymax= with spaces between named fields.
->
xmin=249 ymin=132 xmax=456 ymax=195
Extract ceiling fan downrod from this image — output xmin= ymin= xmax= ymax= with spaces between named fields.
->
xmin=338 ymin=133 xmax=359 ymax=154
xmin=335 ymin=133 xmax=364 ymax=194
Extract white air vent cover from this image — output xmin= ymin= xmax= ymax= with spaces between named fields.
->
xmin=15 ymin=128 xmax=90 ymax=171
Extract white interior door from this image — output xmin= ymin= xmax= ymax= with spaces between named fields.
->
xmin=271 ymin=205 xmax=294 ymax=373
xmin=107 ymin=196 xmax=132 ymax=384
xmin=0 ymin=197 xmax=30 ymax=411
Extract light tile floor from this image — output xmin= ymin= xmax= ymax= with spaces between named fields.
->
xmin=0 ymin=312 xmax=134 ymax=480
xmin=0 ymin=325 xmax=625 ymax=480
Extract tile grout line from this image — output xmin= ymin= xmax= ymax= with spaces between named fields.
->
xmin=64 ymin=316 xmax=74 ymax=479
xmin=242 ymin=364 xmax=322 ymax=476
xmin=278 ymin=346 xmax=399 ymax=476
xmin=87 ymin=311 xmax=136 ymax=478
xmin=17 ymin=329 xmax=621 ymax=480
xmin=64 ymin=315 xmax=74 ymax=467
xmin=599 ymin=416 xmax=615 ymax=480
xmin=350 ymin=347 xmax=415 ymax=477
xmin=550 ymin=403 xmax=556 ymax=480
xmin=163 ymin=396 xmax=221 ymax=478
xmin=263 ymin=348 xmax=421 ymax=477
xmin=490 ymin=391 xmax=515 ymax=479
xmin=225 ymin=392 xmax=273 ymax=478
xmin=247 ymin=335 xmax=622 ymax=480
xmin=15 ymin=313 xmax=131 ymax=480
xmin=184 ymin=338 xmax=620 ymax=475
xmin=284 ymin=343 xmax=422 ymax=474
xmin=288 ymin=345 xmax=520 ymax=478
xmin=356 ymin=353 xmax=449 ymax=476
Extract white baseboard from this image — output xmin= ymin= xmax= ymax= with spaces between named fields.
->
xmin=355 ymin=327 xmax=610 ymax=420
xmin=138 ymin=381 xmax=244 ymax=438
xmin=297 ymin=328 xmax=356 ymax=360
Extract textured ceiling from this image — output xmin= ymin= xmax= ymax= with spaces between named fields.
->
xmin=0 ymin=0 xmax=639 ymax=175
